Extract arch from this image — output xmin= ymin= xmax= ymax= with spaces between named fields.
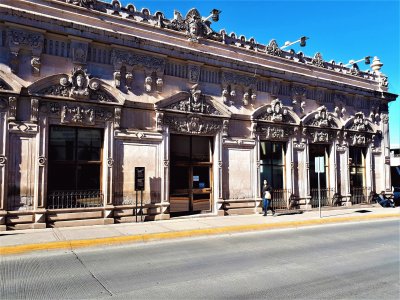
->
xmin=252 ymin=102 xmax=301 ymax=125
xmin=302 ymin=106 xmax=343 ymax=129
xmin=344 ymin=112 xmax=378 ymax=133
xmin=27 ymin=73 xmax=125 ymax=105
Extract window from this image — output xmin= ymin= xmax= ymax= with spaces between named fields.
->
xmin=48 ymin=126 xmax=102 ymax=192
xmin=260 ymin=141 xmax=285 ymax=189
xmin=349 ymin=147 xmax=366 ymax=188
xmin=309 ymin=145 xmax=330 ymax=189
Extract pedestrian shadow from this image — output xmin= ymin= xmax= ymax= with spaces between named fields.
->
xmin=322 ymin=209 xmax=372 ymax=218
xmin=275 ymin=211 xmax=304 ymax=216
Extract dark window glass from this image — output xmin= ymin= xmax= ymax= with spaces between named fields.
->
xmin=260 ymin=141 xmax=285 ymax=189
xmin=48 ymin=126 xmax=102 ymax=192
xmin=349 ymin=147 xmax=366 ymax=188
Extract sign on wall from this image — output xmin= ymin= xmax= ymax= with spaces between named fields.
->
xmin=135 ymin=167 xmax=145 ymax=191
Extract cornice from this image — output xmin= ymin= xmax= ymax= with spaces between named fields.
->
xmin=0 ymin=1 xmax=397 ymax=101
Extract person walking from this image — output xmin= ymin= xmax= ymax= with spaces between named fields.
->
xmin=262 ymin=180 xmax=275 ymax=216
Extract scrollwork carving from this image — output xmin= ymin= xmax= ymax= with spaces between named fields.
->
xmin=164 ymin=115 xmax=222 ymax=135
xmin=0 ymin=155 xmax=7 ymax=166
xmin=49 ymin=102 xmax=113 ymax=125
xmin=110 ymin=49 xmax=165 ymax=72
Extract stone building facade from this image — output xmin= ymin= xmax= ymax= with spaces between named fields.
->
xmin=0 ymin=0 xmax=397 ymax=230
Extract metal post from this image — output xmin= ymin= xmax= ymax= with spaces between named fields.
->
xmin=318 ymin=171 xmax=321 ymax=218
xmin=135 ymin=191 xmax=138 ymax=223
xmin=141 ymin=190 xmax=143 ymax=222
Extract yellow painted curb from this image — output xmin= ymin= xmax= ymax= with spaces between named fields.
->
xmin=1 ymin=213 xmax=399 ymax=256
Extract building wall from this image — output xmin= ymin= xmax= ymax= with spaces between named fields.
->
xmin=0 ymin=0 xmax=397 ymax=230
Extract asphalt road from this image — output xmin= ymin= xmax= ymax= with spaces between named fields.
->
xmin=1 ymin=219 xmax=399 ymax=299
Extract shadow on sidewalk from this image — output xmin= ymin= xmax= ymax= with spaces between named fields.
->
xmin=322 ymin=209 xmax=372 ymax=218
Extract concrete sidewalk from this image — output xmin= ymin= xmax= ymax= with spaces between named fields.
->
xmin=1 ymin=206 xmax=399 ymax=255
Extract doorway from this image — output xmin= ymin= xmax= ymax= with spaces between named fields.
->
xmin=169 ymin=135 xmax=213 ymax=216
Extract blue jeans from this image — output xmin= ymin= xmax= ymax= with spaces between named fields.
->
xmin=263 ymin=199 xmax=270 ymax=212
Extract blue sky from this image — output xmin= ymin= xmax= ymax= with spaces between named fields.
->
xmin=121 ymin=0 xmax=399 ymax=146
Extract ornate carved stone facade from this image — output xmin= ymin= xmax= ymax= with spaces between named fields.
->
xmin=0 ymin=0 xmax=396 ymax=230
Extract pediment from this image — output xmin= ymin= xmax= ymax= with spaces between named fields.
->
xmin=252 ymin=99 xmax=299 ymax=125
xmin=0 ymin=66 xmax=26 ymax=93
xmin=155 ymin=91 xmax=231 ymax=118
xmin=302 ymin=106 xmax=341 ymax=128
xmin=27 ymin=67 xmax=124 ymax=105
xmin=344 ymin=112 xmax=375 ymax=132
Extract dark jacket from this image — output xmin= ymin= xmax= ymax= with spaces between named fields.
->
xmin=262 ymin=184 xmax=273 ymax=198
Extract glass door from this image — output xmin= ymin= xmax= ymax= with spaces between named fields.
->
xmin=170 ymin=135 xmax=213 ymax=215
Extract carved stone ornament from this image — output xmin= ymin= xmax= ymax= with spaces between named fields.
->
xmin=8 ymin=97 xmax=17 ymax=121
xmin=291 ymin=85 xmax=307 ymax=100
xmin=66 ymin=0 xmax=97 ymax=9
xmin=31 ymin=56 xmax=41 ymax=76
xmin=222 ymin=72 xmax=257 ymax=87
xmin=114 ymin=107 xmax=121 ymax=129
xmin=31 ymin=98 xmax=39 ymax=123
xmin=258 ymin=125 xmax=292 ymax=140
xmin=266 ymin=40 xmax=282 ymax=57
xmin=38 ymin=156 xmax=46 ymax=166
xmin=311 ymin=52 xmax=325 ymax=68
xmin=306 ymin=106 xmax=336 ymax=128
xmin=163 ymin=160 xmax=169 ymax=167
xmin=0 ymin=79 xmax=12 ymax=90
xmin=379 ymin=75 xmax=388 ymax=87
xmin=72 ymin=44 xmax=88 ymax=64
xmin=107 ymin=158 xmax=114 ymax=168
xmin=0 ymin=155 xmax=6 ymax=166
xmin=166 ymin=8 xmax=221 ymax=43
xmin=8 ymin=122 xmax=38 ymax=133
xmin=49 ymin=102 xmax=113 ymax=125
xmin=293 ymin=142 xmax=306 ymax=150
xmin=310 ymin=131 xmax=330 ymax=143
xmin=350 ymin=133 xmax=368 ymax=146
xmin=156 ymin=111 xmax=164 ymax=132
xmin=164 ymin=114 xmax=222 ymax=135
xmin=222 ymin=119 xmax=229 ymax=137
xmin=380 ymin=113 xmax=389 ymax=124
xmin=349 ymin=112 xmax=370 ymax=132
xmin=257 ymin=99 xmax=294 ymax=123
xmin=110 ymin=49 xmax=165 ymax=72
xmin=8 ymin=29 xmax=44 ymax=50
xmin=165 ymin=85 xmax=221 ymax=115
xmin=336 ymin=144 xmax=347 ymax=152
xmin=189 ymin=65 xmax=201 ymax=83
xmin=349 ymin=63 xmax=361 ymax=76
xmin=39 ymin=67 xmax=115 ymax=102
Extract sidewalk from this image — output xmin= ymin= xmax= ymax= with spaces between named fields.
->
xmin=1 ymin=206 xmax=399 ymax=255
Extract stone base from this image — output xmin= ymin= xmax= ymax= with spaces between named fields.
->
xmin=49 ymin=218 xmax=114 ymax=228
xmin=224 ymin=208 xmax=255 ymax=215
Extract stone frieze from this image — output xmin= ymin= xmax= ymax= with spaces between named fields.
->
xmin=110 ymin=49 xmax=165 ymax=72
xmin=164 ymin=115 xmax=222 ymax=135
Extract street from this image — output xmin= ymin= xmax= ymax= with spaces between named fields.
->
xmin=1 ymin=219 xmax=399 ymax=299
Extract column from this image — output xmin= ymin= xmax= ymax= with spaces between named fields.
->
xmin=0 ymin=108 xmax=7 ymax=230
xmin=103 ymin=121 xmax=114 ymax=223
xmin=33 ymin=106 xmax=47 ymax=228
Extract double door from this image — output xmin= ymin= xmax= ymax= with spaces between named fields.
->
xmin=169 ymin=135 xmax=213 ymax=215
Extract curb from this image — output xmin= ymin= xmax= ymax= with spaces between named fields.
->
xmin=1 ymin=213 xmax=399 ymax=256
